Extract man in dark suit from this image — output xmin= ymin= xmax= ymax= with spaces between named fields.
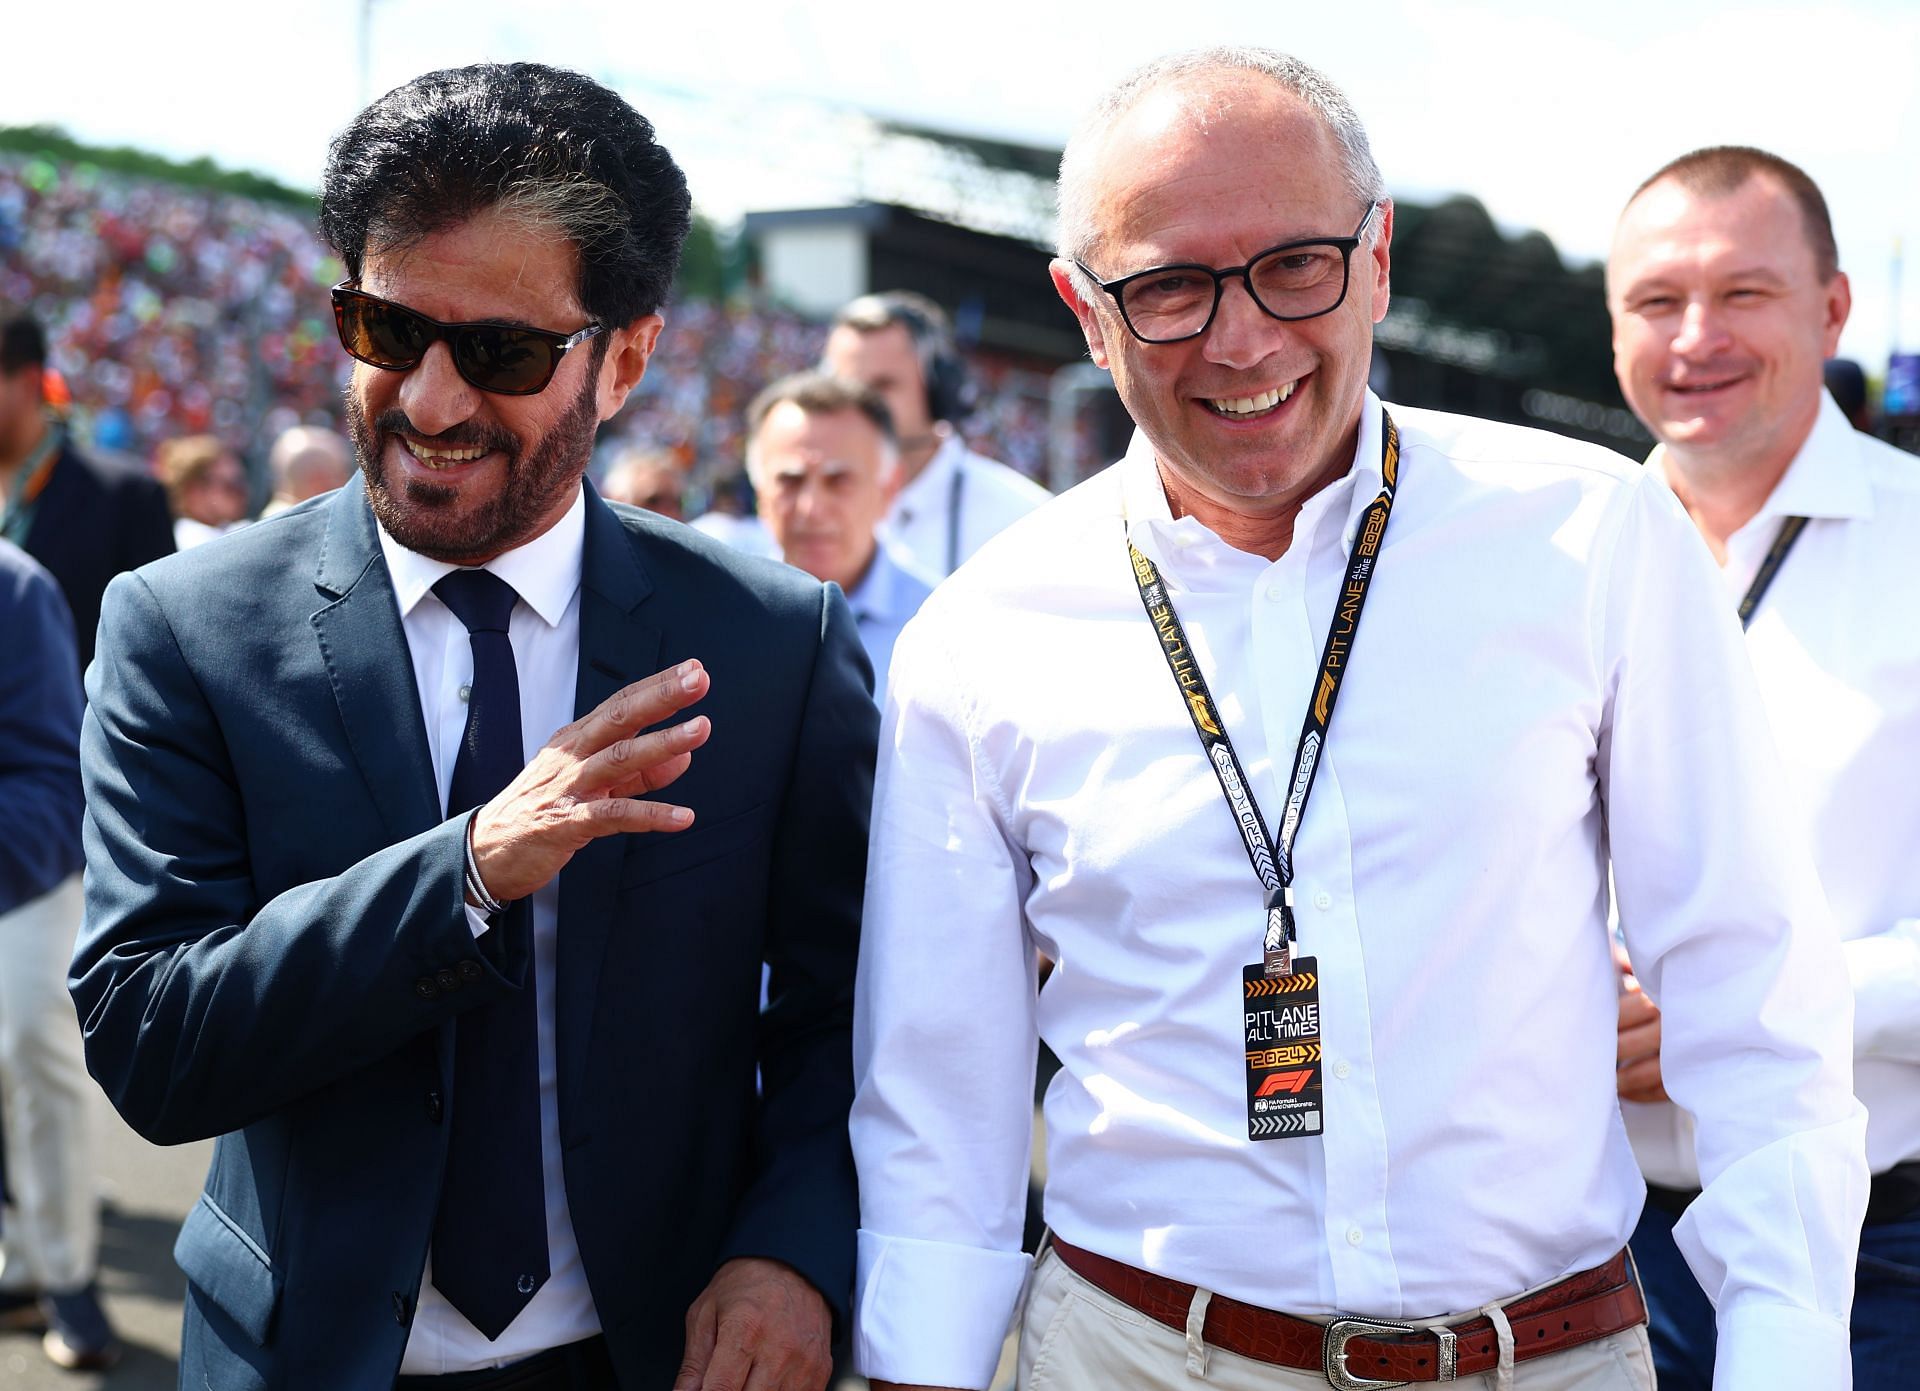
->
xmin=74 ymin=63 xmax=874 ymax=1391
xmin=0 ymin=315 xmax=175 ymax=674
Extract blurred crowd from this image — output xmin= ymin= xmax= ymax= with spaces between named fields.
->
xmin=0 ymin=151 xmax=1057 ymax=517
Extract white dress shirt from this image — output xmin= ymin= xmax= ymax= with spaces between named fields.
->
xmin=845 ymin=541 xmax=934 ymax=710
xmin=880 ymin=432 xmax=1050 ymax=578
xmin=378 ymin=487 xmax=602 ymax=1372
xmin=851 ymin=394 xmax=1867 ymax=1391
xmin=1628 ymin=392 xmax=1920 ymax=1185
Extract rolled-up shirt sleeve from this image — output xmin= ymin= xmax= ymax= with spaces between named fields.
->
xmin=851 ymin=610 xmax=1040 ymax=1389
xmin=1601 ymin=478 xmax=1868 ymax=1387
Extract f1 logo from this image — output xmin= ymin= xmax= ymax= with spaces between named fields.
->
xmin=1255 ymin=1069 xmax=1313 ymax=1098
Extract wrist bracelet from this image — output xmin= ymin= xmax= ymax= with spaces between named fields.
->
xmin=464 ymin=811 xmax=509 ymax=916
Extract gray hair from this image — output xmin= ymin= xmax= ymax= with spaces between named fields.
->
xmin=1056 ymin=47 xmax=1387 ymax=299
xmin=744 ymin=371 xmax=899 ymax=479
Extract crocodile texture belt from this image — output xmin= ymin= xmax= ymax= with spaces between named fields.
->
xmin=1049 ymin=1238 xmax=1646 ymax=1389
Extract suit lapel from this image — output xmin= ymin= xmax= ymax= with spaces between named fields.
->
xmin=308 ymin=479 xmax=441 ymax=846
xmin=557 ymin=491 xmax=660 ymax=1135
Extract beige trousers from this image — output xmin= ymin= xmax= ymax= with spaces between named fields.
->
xmin=0 ymin=874 xmax=99 ymax=1291
xmin=1016 ymin=1248 xmax=1654 ymax=1391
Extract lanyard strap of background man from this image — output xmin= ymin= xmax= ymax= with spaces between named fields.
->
xmin=1128 ymin=410 xmax=1402 ymax=978
xmin=1737 ymin=514 xmax=1808 ymax=629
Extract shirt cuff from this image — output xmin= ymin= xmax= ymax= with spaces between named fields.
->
xmin=463 ymin=903 xmax=492 ymax=939
xmin=853 ymin=1230 xmax=1032 ymax=1389
xmin=1714 ymin=1299 xmax=1852 ymax=1391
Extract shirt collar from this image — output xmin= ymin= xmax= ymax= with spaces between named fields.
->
xmin=848 ymin=542 xmax=916 ymax=622
xmin=1647 ymin=390 xmax=1875 ymax=527
xmin=377 ymin=483 xmax=586 ymax=627
xmin=892 ymin=431 xmax=964 ymax=517
xmin=1120 ymin=389 xmax=1388 ymax=561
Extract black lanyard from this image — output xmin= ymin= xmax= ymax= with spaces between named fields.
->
xmin=1736 ymin=515 xmax=1808 ymax=629
xmin=1129 ymin=411 xmax=1401 ymax=977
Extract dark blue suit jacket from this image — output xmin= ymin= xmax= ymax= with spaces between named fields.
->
xmin=0 ymin=539 xmax=83 ymax=918
xmin=74 ymin=480 xmax=875 ymax=1389
xmin=19 ymin=435 xmax=174 ymax=675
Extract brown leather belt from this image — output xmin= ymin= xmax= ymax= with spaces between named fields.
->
xmin=1050 ymin=1238 xmax=1646 ymax=1389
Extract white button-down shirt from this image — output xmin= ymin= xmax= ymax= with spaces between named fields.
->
xmin=852 ymin=395 xmax=1867 ymax=1391
xmin=881 ymin=433 xmax=1051 ymax=578
xmin=378 ymin=487 xmax=602 ymax=1372
xmin=1629 ymin=392 xmax=1920 ymax=1185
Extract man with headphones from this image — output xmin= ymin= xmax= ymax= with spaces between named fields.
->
xmin=823 ymin=291 xmax=1050 ymax=578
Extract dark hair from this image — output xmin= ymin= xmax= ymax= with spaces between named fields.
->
xmin=1629 ymin=146 xmax=1838 ymax=280
xmin=318 ymin=63 xmax=692 ymax=328
xmin=831 ymin=290 xmax=973 ymax=423
xmin=746 ymin=371 xmax=897 ymax=447
xmin=1 ymin=315 xmax=47 ymax=375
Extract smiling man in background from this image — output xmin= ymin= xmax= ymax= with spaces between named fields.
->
xmin=73 ymin=62 xmax=872 ymax=1391
xmin=851 ymin=47 xmax=1867 ymax=1391
xmin=1608 ymin=145 xmax=1920 ymax=1391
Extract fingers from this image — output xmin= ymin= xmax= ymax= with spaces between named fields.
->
xmin=672 ymin=1293 xmax=719 ymax=1391
xmin=1617 ymin=1055 xmax=1670 ymax=1103
xmin=575 ymin=715 xmax=711 ymax=797
xmin=564 ymin=660 xmax=710 ymax=759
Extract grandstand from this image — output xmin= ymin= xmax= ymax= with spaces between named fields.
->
xmin=2 ymin=115 xmax=1654 ymax=507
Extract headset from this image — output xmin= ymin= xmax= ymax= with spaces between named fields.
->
xmin=840 ymin=290 xmax=975 ymax=426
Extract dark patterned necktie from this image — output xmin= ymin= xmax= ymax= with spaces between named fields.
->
xmin=428 ymin=568 xmax=549 ymax=1339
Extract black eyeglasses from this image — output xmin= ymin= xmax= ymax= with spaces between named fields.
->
xmin=330 ymin=282 xmax=604 ymax=396
xmin=1076 ymin=204 xmax=1379 ymax=345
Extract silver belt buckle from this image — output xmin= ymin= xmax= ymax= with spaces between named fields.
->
xmin=1323 ymin=1315 xmax=1457 ymax=1389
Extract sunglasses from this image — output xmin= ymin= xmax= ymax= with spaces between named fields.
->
xmin=330 ymin=282 xmax=604 ymax=396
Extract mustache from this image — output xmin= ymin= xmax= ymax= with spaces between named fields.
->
xmin=371 ymin=409 xmax=519 ymax=456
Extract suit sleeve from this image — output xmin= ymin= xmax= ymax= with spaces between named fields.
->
xmin=0 ymin=554 xmax=83 ymax=916
xmin=74 ymin=570 xmax=520 ymax=1146
xmin=715 ymin=583 xmax=876 ymax=1328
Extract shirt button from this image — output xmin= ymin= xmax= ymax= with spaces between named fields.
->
xmin=1266 ymin=584 xmax=1285 ymax=601
xmin=1314 ymin=891 xmax=1333 ymax=911
xmin=1334 ymin=1060 xmax=1352 ymax=1080
xmin=458 ymin=684 xmax=472 ymax=703
xmin=1347 ymin=1226 xmax=1364 ymax=1247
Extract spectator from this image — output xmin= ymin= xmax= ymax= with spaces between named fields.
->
xmin=155 ymin=432 xmax=249 ymax=547
xmin=1607 ymin=144 xmax=1920 ymax=1391
xmin=0 ymin=312 xmax=173 ymax=674
xmin=824 ymin=290 xmax=1050 ymax=576
xmin=746 ymin=372 xmax=933 ymax=706
xmin=599 ymin=445 xmax=687 ymax=519
xmin=0 ymin=540 xmax=118 ymax=1370
xmin=262 ymin=423 xmax=353 ymax=516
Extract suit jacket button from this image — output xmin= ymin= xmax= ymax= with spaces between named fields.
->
xmin=414 ymin=977 xmax=437 ymax=1000
xmin=435 ymin=968 xmax=459 ymax=992
xmin=426 ymin=1089 xmax=443 ymax=1124
xmin=457 ymin=959 xmax=483 ymax=982
xmin=392 ymin=1291 xmax=411 ymax=1324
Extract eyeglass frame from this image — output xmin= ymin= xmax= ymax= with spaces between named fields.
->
xmin=1073 ymin=203 xmax=1382 ymax=345
xmin=329 ymin=281 xmax=605 ymax=396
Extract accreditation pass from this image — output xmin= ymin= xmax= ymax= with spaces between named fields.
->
xmin=1243 ymin=957 xmax=1323 ymax=1140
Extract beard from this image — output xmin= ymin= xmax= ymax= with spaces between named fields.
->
xmin=345 ymin=372 xmax=600 ymax=564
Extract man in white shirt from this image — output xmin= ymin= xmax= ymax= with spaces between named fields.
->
xmin=822 ymin=291 xmax=1049 ymax=576
xmin=852 ymin=46 xmax=1868 ymax=1391
xmin=73 ymin=63 xmax=872 ymax=1391
xmin=1607 ymin=144 xmax=1920 ymax=1391
xmin=746 ymin=372 xmax=933 ymax=708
